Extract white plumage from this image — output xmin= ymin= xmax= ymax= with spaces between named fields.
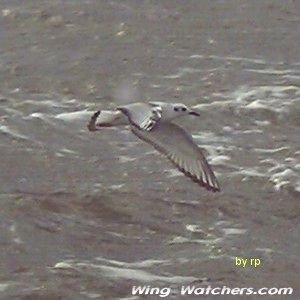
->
xmin=88 ymin=102 xmax=220 ymax=192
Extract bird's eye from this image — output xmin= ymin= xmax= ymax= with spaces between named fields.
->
xmin=182 ymin=107 xmax=187 ymax=111
xmin=174 ymin=107 xmax=179 ymax=111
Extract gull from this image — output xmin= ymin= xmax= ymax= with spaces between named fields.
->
xmin=87 ymin=102 xmax=220 ymax=192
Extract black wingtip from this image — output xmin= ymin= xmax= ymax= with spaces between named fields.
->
xmin=210 ymin=186 xmax=221 ymax=193
xmin=177 ymin=165 xmax=221 ymax=193
xmin=196 ymin=178 xmax=221 ymax=193
xmin=87 ymin=110 xmax=101 ymax=131
xmin=205 ymin=181 xmax=221 ymax=193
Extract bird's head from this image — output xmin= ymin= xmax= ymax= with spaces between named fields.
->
xmin=167 ymin=103 xmax=200 ymax=119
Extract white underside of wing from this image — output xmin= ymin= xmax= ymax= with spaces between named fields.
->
xmin=131 ymin=122 xmax=220 ymax=192
xmin=97 ymin=110 xmax=129 ymax=126
xmin=87 ymin=104 xmax=220 ymax=192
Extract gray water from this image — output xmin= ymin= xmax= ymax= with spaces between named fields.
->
xmin=0 ymin=1 xmax=299 ymax=299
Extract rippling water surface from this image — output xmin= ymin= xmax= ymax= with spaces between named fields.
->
xmin=0 ymin=1 xmax=299 ymax=299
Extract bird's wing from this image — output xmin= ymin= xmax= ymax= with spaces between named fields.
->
xmin=148 ymin=101 xmax=164 ymax=107
xmin=87 ymin=110 xmax=128 ymax=131
xmin=131 ymin=122 xmax=220 ymax=192
xmin=117 ymin=102 xmax=162 ymax=131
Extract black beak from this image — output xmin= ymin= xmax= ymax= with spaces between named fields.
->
xmin=189 ymin=110 xmax=200 ymax=116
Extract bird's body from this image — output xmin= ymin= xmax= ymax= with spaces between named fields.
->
xmin=88 ymin=102 xmax=220 ymax=192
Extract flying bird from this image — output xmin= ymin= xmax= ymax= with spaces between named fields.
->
xmin=88 ymin=102 xmax=220 ymax=192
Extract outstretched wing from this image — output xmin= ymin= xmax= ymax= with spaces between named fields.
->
xmin=117 ymin=103 xmax=162 ymax=131
xmin=131 ymin=122 xmax=220 ymax=192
